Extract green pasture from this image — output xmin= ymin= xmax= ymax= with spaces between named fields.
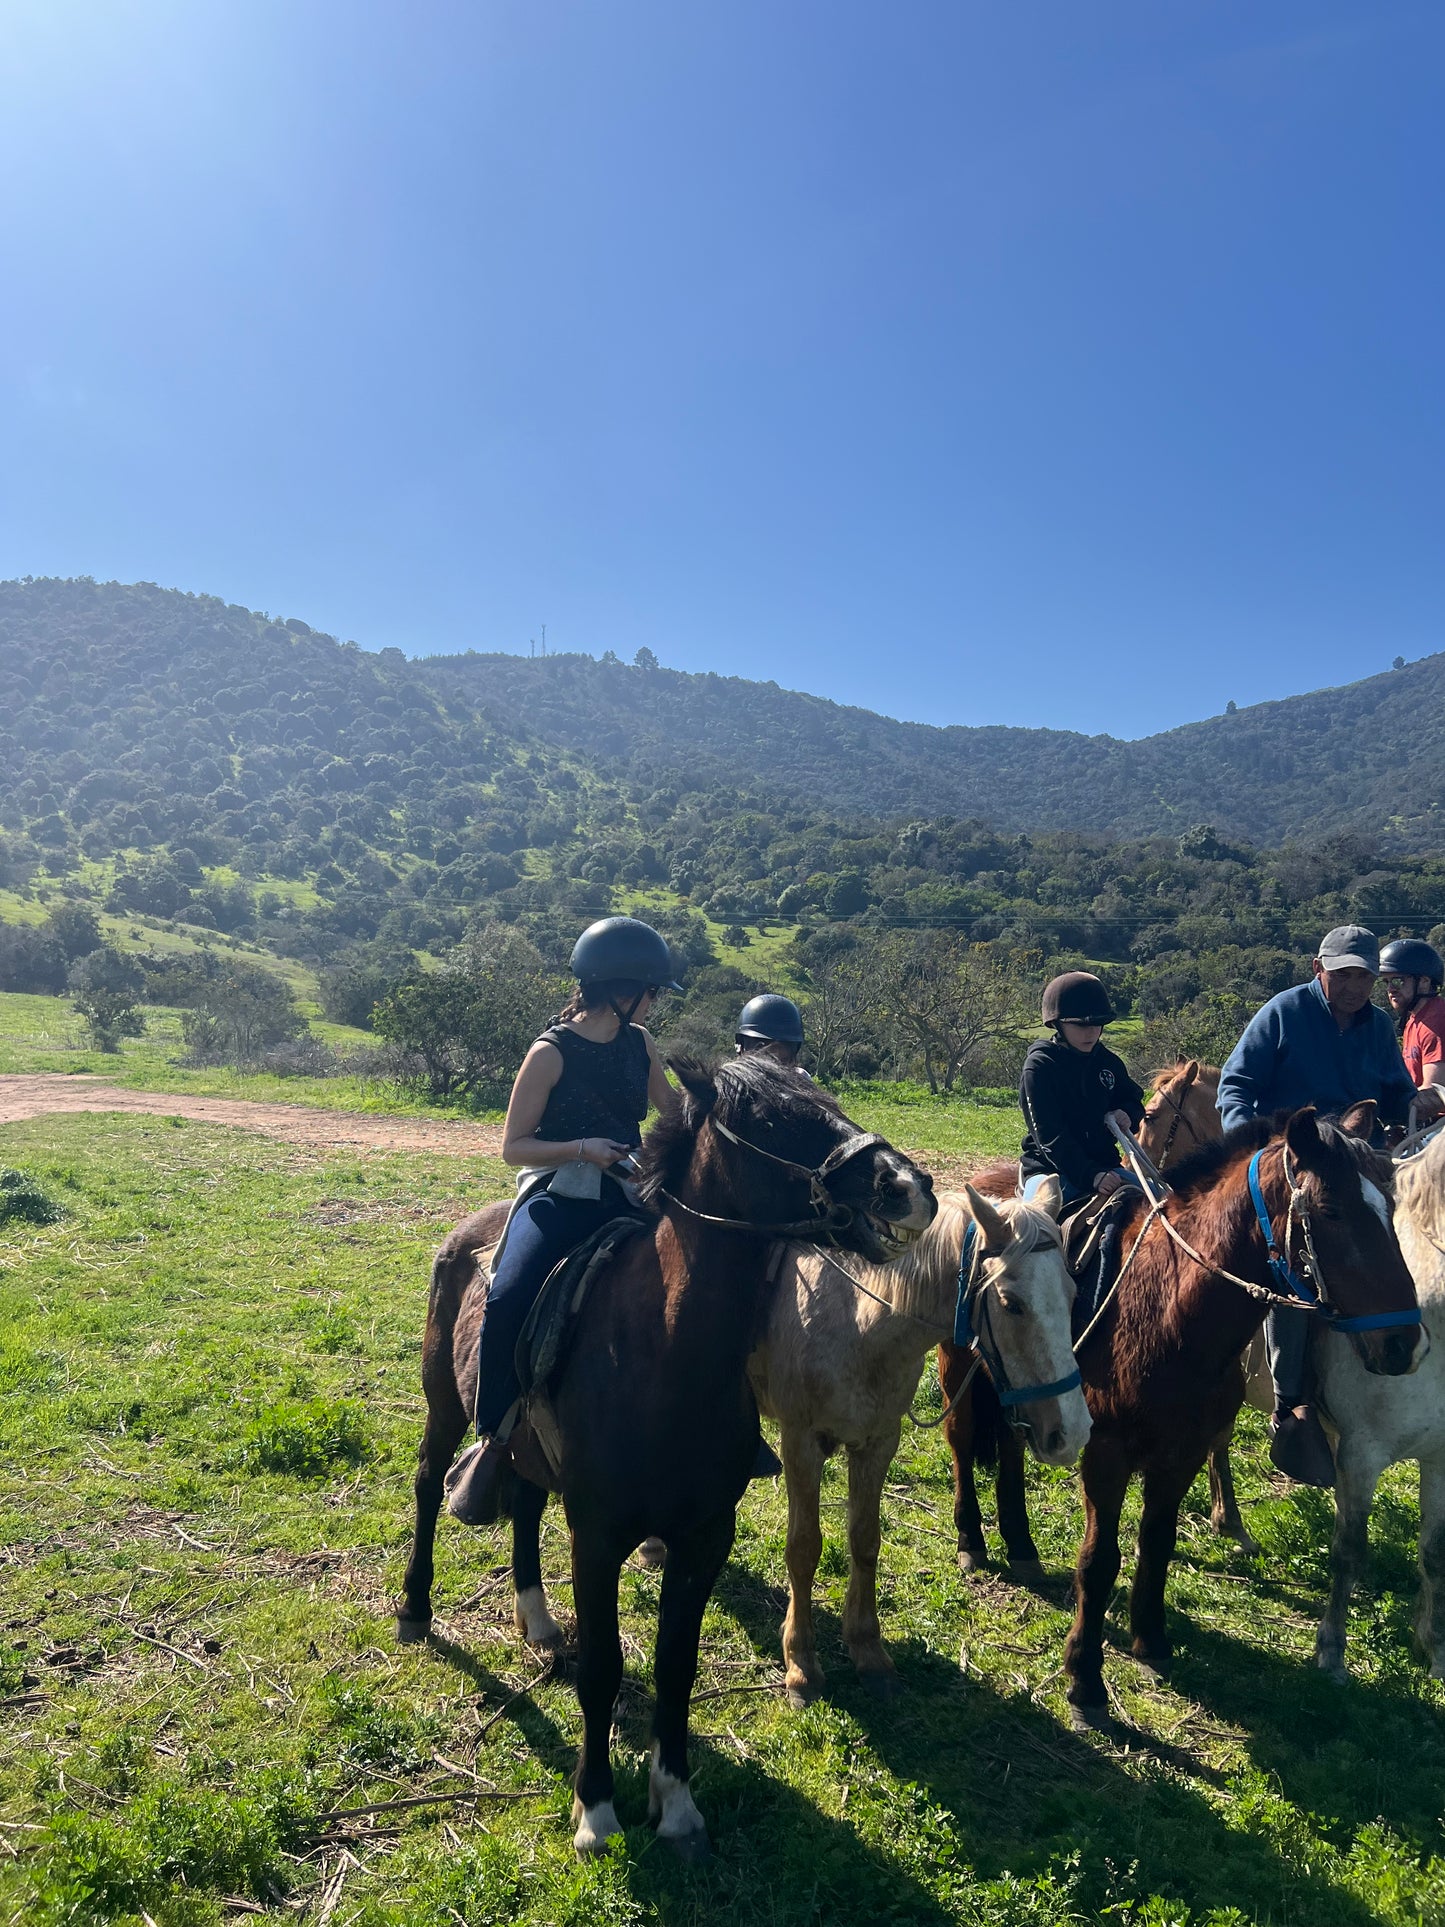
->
xmin=1 ymin=1118 xmax=1444 ymax=1925
xmin=0 ymin=991 xmax=440 ymax=1118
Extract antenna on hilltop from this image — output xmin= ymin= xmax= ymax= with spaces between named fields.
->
xmin=541 ymin=624 xmax=547 ymax=656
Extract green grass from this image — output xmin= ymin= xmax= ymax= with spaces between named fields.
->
xmin=837 ymin=1081 xmax=1025 ymax=1167
xmin=1 ymin=1115 xmax=1444 ymax=1923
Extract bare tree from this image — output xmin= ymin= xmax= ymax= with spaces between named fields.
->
xmin=798 ymin=944 xmax=882 ymax=1084
xmin=871 ymin=934 xmax=1033 ymax=1093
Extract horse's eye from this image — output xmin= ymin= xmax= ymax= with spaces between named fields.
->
xmin=999 ymin=1296 xmax=1027 ymax=1318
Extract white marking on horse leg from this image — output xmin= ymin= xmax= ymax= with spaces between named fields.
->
xmin=1360 ymin=1178 xmax=1391 ymax=1230
xmin=648 ymin=1742 xmax=707 ymax=1841
xmin=571 ymin=1796 xmax=622 ymax=1856
xmin=513 ymin=1584 xmax=563 ymax=1649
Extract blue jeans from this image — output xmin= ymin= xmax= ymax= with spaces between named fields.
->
xmin=475 ymin=1190 xmax=616 ymax=1435
xmin=1022 ymin=1169 xmax=1140 ymax=1207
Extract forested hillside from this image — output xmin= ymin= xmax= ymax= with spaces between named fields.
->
xmin=418 ymin=640 xmax=1445 ymax=848
xmin=2 ymin=576 xmax=1443 ymax=1083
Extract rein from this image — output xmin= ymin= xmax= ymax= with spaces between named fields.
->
xmin=1103 ymin=1124 xmax=1421 ymax=1337
xmin=657 ymin=1114 xmax=890 ymax=1242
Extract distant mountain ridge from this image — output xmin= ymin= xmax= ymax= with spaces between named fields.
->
xmin=3 ymin=574 xmax=1442 ymax=849
xmin=417 ymin=643 xmax=1445 ymax=848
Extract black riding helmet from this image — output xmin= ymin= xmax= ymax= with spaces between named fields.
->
xmin=1379 ymin=939 xmax=1445 ymax=992
xmin=569 ymin=916 xmax=683 ymax=993
xmin=1041 ymin=971 xmax=1116 ymax=1027
xmin=736 ymin=993 xmax=805 ymax=1047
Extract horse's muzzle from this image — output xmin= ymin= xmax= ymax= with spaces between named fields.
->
xmin=1354 ymin=1322 xmax=1429 ymax=1377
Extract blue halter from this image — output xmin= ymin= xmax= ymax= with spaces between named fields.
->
xmin=952 ymin=1218 xmax=1083 ymax=1408
xmin=1245 ymin=1148 xmax=1420 ymax=1336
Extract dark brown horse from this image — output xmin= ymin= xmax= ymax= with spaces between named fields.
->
xmin=396 ymin=1055 xmax=935 ymax=1858
xmin=1057 ymin=1108 xmax=1420 ymax=1725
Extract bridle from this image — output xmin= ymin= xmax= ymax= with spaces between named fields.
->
xmin=1144 ymin=1079 xmax=1207 ymax=1169
xmin=951 ymin=1218 xmax=1082 ymax=1417
xmin=659 ymin=1113 xmax=893 ymax=1242
xmin=1244 ymin=1144 xmax=1421 ymax=1335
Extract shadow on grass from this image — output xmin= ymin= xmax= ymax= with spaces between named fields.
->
xmin=709 ymin=1560 xmax=1393 ymax=1926
xmin=1167 ymin=1609 xmax=1445 ymax=1847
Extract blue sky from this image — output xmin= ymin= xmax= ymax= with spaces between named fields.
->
xmin=2 ymin=1 xmax=1441 ymax=738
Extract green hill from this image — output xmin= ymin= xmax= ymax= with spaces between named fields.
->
xmin=1 ymin=579 xmax=1442 ymax=1026
xmin=416 ymin=641 xmax=1445 ymax=848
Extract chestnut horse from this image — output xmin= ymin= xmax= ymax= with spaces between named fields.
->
xmin=396 ymin=1055 xmax=934 ymax=1859
xmin=1057 ymin=1108 xmax=1421 ymax=1725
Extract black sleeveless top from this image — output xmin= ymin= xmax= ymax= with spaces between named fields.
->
xmin=533 ymin=1023 xmax=651 ymax=1149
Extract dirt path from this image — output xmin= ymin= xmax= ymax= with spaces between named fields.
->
xmin=0 ymin=1073 xmax=506 ymax=1157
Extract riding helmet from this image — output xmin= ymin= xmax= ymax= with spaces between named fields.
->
xmin=1379 ymin=938 xmax=1445 ymax=990
xmin=569 ymin=916 xmax=683 ymax=991
xmin=1041 ymin=971 xmax=1116 ymax=1027
xmin=736 ymin=993 xmax=805 ymax=1046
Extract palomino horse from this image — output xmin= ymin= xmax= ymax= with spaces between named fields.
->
xmin=1059 ymin=1108 xmax=1422 ymax=1726
xmin=748 ymin=1182 xmax=1091 ymax=1708
xmin=396 ymin=1056 xmax=934 ymax=1860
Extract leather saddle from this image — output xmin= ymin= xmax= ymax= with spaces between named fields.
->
xmin=508 ymin=1216 xmax=648 ymax=1489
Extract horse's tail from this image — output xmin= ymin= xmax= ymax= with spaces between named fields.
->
xmin=971 ymin=1368 xmax=1006 ymax=1471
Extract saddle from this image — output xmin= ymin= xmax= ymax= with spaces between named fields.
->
xmin=1061 ymin=1190 xmax=1136 ymax=1342
xmin=508 ymin=1215 xmax=648 ymax=1489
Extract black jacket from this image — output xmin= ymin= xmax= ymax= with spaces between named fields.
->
xmin=1018 ymin=1036 xmax=1145 ymax=1195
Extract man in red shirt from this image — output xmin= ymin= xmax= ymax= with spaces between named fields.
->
xmin=1380 ymin=939 xmax=1445 ymax=1091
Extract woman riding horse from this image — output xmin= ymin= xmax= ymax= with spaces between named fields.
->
xmin=444 ymin=915 xmax=680 ymax=1522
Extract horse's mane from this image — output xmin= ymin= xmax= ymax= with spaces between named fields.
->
xmin=1148 ymin=1059 xmax=1221 ymax=1090
xmin=1397 ymin=1129 xmax=1445 ymax=1251
xmin=635 ymin=1054 xmax=844 ymax=1206
xmin=800 ymin=1189 xmax=1060 ymax=1323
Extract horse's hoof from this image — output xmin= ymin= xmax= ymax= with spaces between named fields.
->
xmin=1234 ymin=1532 xmax=1260 ymax=1557
xmin=1068 ymin=1700 xmax=1112 ymax=1733
xmin=858 ymin=1668 xmax=901 ymax=1702
xmin=636 ymin=1537 xmax=666 ymax=1570
xmin=1007 ymin=1558 xmax=1046 ymax=1585
xmin=572 ymin=1798 xmax=623 ymax=1857
xmin=665 ymin=1826 xmax=712 ymax=1866
xmin=956 ymin=1548 xmax=988 ymax=1574
xmin=1132 ymin=1649 xmax=1170 ymax=1684
xmin=395 ymin=1614 xmax=432 ymax=1645
xmin=785 ymin=1681 xmax=820 ymax=1711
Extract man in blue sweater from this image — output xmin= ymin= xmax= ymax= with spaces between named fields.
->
xmin=1219 ymin=924 xmax=1445 ymax=1485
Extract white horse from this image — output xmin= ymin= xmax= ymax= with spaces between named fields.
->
xmin=1310 ymin=1128 xmax=1445 ymax=1679
xmin=748 ymin=1184 xmax=1092 ymax=1707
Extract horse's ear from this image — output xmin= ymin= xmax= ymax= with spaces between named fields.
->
xmin=1029 ymin=1174 xmax=1064 ymax=1222
xmin=963 ymin=1183 xmax=1012 ymax=1254
xmin=1338 ymin=1099 xmax=1377 ymax=1141
xmin=1180 ymin=1060 xmax=1198 ymax=1089
xmin=667 ymin=1056 xmax=718 ymax=1114
xmin=1283 ymin=1106 xmax=1323 ymax=1164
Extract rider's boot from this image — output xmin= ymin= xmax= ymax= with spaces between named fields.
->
xmin=444 ymin=1432 xmax=512 ymax=1525
xmin=1268 ymin=1403 xmax=1336 ymax=1488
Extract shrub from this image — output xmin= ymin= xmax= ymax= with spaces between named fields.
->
xmin=180 ymin=962 xmax=308 ymax=1068
xmin=0 ymin=1168 xmax=63 ymax=1226
xmin=0 ymin=920 xmax=67 ymax=993
xmin=67 ymin=947 xmax=146 ymax=1051
xmin=242 ymin=1396 xmax=368 ymax=1477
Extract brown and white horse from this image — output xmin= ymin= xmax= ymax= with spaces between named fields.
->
xmin=397 ymin=1055 xmax=934 ymax=1859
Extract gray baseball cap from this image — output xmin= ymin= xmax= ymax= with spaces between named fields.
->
xmin=1317 ymin=924 xmax=1380 ymax=974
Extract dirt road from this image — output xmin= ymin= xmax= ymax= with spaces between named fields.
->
xmin=0 ymin=1073 xmax=507 ymax=1158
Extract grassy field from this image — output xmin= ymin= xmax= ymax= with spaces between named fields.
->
xmin=2 ymin=1113 xmax=1444 ymax=1925
xmin=0 ymin=993 xmax=444 ymax=1118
